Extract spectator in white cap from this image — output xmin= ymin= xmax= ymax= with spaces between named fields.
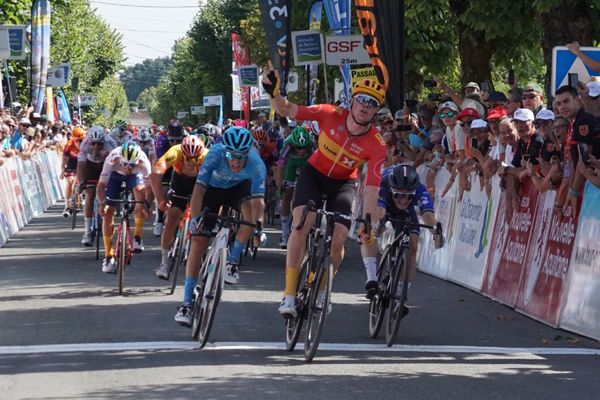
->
xmin=534 ymin=108 xmax=555 ymax=145
xmin=10 ymin=117 xmax=31 ymax=152
xmin=576 ymin=80 xmax=600 ymax=117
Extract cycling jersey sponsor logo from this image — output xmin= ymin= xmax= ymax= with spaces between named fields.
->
xmin=349 ymin=142 xmax=363 ymax=154
xmin=319 ymin=132 xmax=361 ymax=170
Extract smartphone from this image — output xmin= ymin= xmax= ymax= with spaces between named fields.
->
xmin=423 ymin=80 xmax=437 ymax=88
xmin=507 ymin=69 xmax=515 ymax=86
xmin=428 ymin=93 xmax=442 ymax=101
xmin=568 ymin=73 xmax=579 ymax=88
xmin=470 ymin=137 xmax=478 ymax=148
xmin=580 ymin=143 xmax=591 ymax=166
xmin=480 ymin=81 xmax=490 ymax=92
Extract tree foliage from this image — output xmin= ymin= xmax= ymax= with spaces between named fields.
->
xmin=119 ymin=57 xmax=172 ymax=101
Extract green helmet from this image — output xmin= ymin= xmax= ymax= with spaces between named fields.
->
xmin=115 ymin=119 xmax=127 ymax=129
xmin=290 ymin=126 xmax=311 ymax=148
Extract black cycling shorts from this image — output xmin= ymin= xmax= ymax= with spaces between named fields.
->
xmin=168 ymin=172 xmax=196 ymax=212
xmin=195 ymin=180 xmax=252 ymax=237
xmin=162 ymin=166 xmax=173 ymax=185
xmin=82 ymin=161 xmax=103 ymax=184
xmin=292 ymin=162 xmax=356 ymax=229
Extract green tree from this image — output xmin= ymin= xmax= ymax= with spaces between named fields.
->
xmin=136 ymin=86 xmax=156 ymax=110
xmin=89 ymin=74 xmax=129 ymax=126
xmin=119 ymin=57 xmax=172 ymax=101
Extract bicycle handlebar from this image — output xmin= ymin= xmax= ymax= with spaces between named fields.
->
xmin=198 ymin=207 xmax=256 ymax=228
xmin=383 ymin=214 xmax=443 ymax=234
xmin=295 ymin=200 xmax=370 ymax=232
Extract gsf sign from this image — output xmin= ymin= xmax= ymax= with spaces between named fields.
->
xmin=325 ymin=35 xmax=370 ymax=66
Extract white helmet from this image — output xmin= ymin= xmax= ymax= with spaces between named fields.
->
xmin=87 ymin=126 xmax=105 ymax=142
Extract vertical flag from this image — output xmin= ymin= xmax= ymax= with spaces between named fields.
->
xmin=231 ymin=32 xmax=251 ymax=124
xmin=355 ymin=0 xmax=405 ymax=112
xmin=307 ymin=1 xmax=323 ymax=105
xmin=258 ymin=0 xmax=292 ymax=96
xmin=56 ymin=89 xmax=72 ymax=124
xmin=324 ymin=0 xmax=352 ymax=107
xmin=31 ymin=0 xmax=51 ymax=113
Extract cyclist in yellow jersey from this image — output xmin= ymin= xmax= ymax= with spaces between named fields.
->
xmin=151 ymin=135 xmax=208 ymax=279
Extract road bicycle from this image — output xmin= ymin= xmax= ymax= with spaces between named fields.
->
xmin=191 ymin=209 xmax=255 ymax=349
xmin=368 ymin=213 xmax=443 ymax=346
xmin=165 ymin=191 xmax=191 ymax=295
xmin=79 ymin=183 xmax=102 ymax=258
xmin=106 ymin=191 xmax=145 ymax=296
xmin=284 ymin=199 xmax=370 ymax=362
xmin=264 ymin=178 xmax=278 ymax=226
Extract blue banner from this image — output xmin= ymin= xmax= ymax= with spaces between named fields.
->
xmin=31 ymin=0 xmax=51 ymax=113
xmin=57 ymin=90 xmax=72 ymax=124
xmin=324 ymin=0 xmax=352 ymax=107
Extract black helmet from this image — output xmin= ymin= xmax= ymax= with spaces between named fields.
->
xmin=389 ymin=164 xmax=419 ymax=191
xmin=167 ymin=119 xmax=183 ymax=137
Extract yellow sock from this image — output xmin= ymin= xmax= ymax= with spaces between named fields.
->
xmin=284 ymin=266 xmax=302 ymax=296
xmin=103 ymin=235 xmax=113 ymax=257
xmin=134 ymin=217 xmax=144 ymax=237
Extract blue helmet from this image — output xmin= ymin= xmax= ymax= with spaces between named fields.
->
xmin=222 ymin=126 xmax=252 ymax=153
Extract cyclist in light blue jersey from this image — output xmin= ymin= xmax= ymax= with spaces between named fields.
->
xmin=174 ymin=127 xmax=267 ymax=326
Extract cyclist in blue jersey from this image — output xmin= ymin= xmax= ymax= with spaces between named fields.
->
xmin=360 ymin=164 xmax=444 ymax=300
xmin=174 ymin=127 xmax=267 ymax=325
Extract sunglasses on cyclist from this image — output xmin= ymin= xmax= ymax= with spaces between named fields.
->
xmin=225 ymin=150 xmax=248 ymax=161
xmin=121 ymin=161 xmax=137 ymax=169
xmin=90 ymin=141 xmax=103 ymax=146
xmin=294 ymin=146 xmax=308 ymax=152
xmin=390 ymin=188 xmax=416 ymax=200
xmin=354 ymin=94 xmax=380 ymax=109
xmin=439 ymin=111 xmax=457 ymax=119
xmin=139 ymin=140 xmax=150 ymax=145
xmin=168 ymin=138 xmax=181 ymax=143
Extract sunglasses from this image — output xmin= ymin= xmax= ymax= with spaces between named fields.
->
xmin=354 ymin=94 xmax=380 ymax=109
xmin=534 ymin=120 xmax=553 ymax=128
xmin=460 ymin=120 xmax=473 ymax=127
xmin=225 ymin=151 xmax=248 ymax=161
xmin=90 ymin=141 xmax=103 ymax=146
xmin=382 ymin=120 xmax=394 ymax=125
xmin=390 ymin=188 xmax=416 ymax=200
xmin=294 ymin=146 xmax=308 ymax=151
xmin=522 ymin=94 xmax=538 ymax=100
xmin=139 ymin=140 xmax=150 ymax=145
xmin=439 ymin=111 xmax=457 ymax=119
xmin=121 ymin=162 xmax=136 ymax=169
xmin=168 ymin=138 xmax=181 ymax=143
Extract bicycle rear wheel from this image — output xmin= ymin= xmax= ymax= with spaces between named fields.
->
xmin=285 ymin=254 xmax=310 ymax=352
xmin=304 ymin=256 xmax=332 ymax=362
xmin=369 ymin=244 xmax=397 ymax=338
xmin=118 ymin=219 xmax=128 ymax=296
xmin=191 ymin=277 xmax=206 ymax=340
xmin=385 ymin=248 xmax=409 ymax=346
xmin=198 ymin=250 xmax=224 ymax=349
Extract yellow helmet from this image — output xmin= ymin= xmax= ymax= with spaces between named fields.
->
xmin=352 ymin=79 xmax=386 ymax=105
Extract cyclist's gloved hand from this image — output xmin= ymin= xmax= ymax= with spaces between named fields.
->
xmin=261 ymin=60 xmax=280 ymax=98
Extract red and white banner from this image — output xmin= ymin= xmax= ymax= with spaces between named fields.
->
xmin=231 ymin=32 xmax=251 ymax=122
xmin=515 ymin=191 xmax=579 ymax=326
xmin=481 ymin=179 xmax=540 ymax=306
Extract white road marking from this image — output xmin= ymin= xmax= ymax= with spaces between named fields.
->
xmin=1 ymin=341 xmax=599 ymax=356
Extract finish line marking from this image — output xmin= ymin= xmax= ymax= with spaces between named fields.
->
xmin=1 ymin=341 xmax=599 ymax=356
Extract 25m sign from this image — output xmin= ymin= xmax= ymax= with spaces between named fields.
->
xmin=325 ymin=35 xmax=370 ymax=66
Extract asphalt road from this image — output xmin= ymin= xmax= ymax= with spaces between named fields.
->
xmin=1 ymin=203 xmax=600 ymax=400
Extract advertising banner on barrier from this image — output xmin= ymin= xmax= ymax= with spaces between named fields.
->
xmin=0 ymin=150 xmax=64 ymax=247
xmin=515 ymin=191 xmax=579 ymax=326
xmin=448 ymin=175 xmax=502 ymax=290
xmin=482 ymin=179 xmax=540 ymax=306
xmin=417 ymin=167 xmax=457 ymax=279
xmin=559 ymin=182 xmax=600 ymax=339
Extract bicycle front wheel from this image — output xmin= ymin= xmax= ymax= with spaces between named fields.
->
xmin=304 ymin=256 xmax=332 ymax=362
xmin=198 ymin=250 xmax=224 ymax=349
xmin=385 ymin=248 xmax=409 ymax=347
xmin=285 ymin=254 xmax=310 ymax=352
xmin=369 ymin=244 xmax=397 ymax=338
xmin=118 ymin=218 xmax=128 ymax=296
xmin=170 ymin=223 xmax=189 ymax=295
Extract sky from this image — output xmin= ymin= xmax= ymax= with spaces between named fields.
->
xmin=90 ymin=0 xmax=202 ymax=66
